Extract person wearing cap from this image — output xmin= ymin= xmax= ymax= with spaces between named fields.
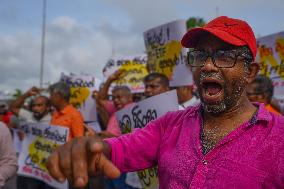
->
xmin=47 ymin=16 xmax=284 ymax=188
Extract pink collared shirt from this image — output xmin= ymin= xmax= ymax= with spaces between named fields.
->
xmin=106 ymin=103 xmax=284 ymax=188
xmin=106 ymin=103 xmax=135 ymax=136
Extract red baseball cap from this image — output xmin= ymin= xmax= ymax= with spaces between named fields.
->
xmin=181 ymin=16 xmax=257 ymax=60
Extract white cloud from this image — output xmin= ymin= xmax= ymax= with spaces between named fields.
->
xmin=0 ymin=15 xmax=145 ymax=93
xmin=1 ymin=0 xmax=284 ymax=94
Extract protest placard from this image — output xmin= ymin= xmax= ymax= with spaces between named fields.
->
xmin=17 ymin=123 xmax=69 ymax=189
xmin=257 ymin=31 xmax=284 ymax=99
xmin=115 ymin=90 xmax=179 ymax=189
xmin=144 ymin=20 xmax=194 ymax=87
xmin=61 ymin=73 xmax=101 ymax=122
xmin=103 ymin=54 xmax=148 ymax=93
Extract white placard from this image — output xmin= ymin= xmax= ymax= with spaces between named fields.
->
xmin=257 ymin=31 xmax=284 ymax=99
xmin=17 ymin=123 xmax=69 ymax=189
xmin=103 ymin=54 xmax=148 ymax=93
xmin=116 ymin=90 xmax=178 ymax=132
xmin=144 ymin=20 xmax=194 ymax=87
xmin=115 ymin=90 xmax=178 ymax=189
xmin=61 ymin=73 xmax=101 ymax=122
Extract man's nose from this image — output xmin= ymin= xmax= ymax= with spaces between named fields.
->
xmin=201 ymin=57 xmax=219 ymax=72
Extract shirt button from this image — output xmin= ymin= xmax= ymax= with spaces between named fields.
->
xmin=202 ymin=160 xmax=208 ymax=165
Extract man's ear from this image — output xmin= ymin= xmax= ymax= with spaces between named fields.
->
xmin=245 ymin=62 xmax=259 ymax=83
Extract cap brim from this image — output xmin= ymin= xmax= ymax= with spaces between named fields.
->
xmin=181 ymin=27 xmax=246 ymax=48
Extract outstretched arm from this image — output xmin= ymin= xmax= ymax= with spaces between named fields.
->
xmin=10 ymin=87 xmax=41 ymax=115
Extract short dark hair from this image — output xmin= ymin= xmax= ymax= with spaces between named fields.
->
xmin=252 ymin=75 xmax=274 ymax=102
xmin=143 ymin=72 xmax=169 ymax=87
xmin=49 ymin=82 xmax=71 ymax=101
xmin=29 ymin=95 xmax=51 ymax=111
xmin=37 ymin=96 xmax=51 ymax=106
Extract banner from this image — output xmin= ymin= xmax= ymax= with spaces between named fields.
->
xmin=144 ymin=20 xmax=194 ymax=87
xmin=115 ymin=90 xmax=179 ymax=189
xmin=61 ymin=73 xmax=101 ymax=122
xmin=17 ymin=123 xmax=69 ymax=189
xmin=257 ymin=31 xmax=284 ymax=99
xmin=103 ymin=54 xmax=148 ymax=93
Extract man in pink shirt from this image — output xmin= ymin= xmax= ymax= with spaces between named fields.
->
xmin=47 ymin=16 xmax=284 ymax=188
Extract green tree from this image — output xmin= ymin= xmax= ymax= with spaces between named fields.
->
xmin=186 ymin=17 xmax=206 ymax=30
xmin=12 ymin=89 xmax=23 ymax=99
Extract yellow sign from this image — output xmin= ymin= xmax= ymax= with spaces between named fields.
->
xmin=69 ymin=87 xmax=90 ymax=109
xmin=115 ymin=61 xmax=148 ymax=91
xmin=147 ymin=40 xmax=182 ymax=79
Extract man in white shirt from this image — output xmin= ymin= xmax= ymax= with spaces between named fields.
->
xmin=10 ymin=87 xmax=53 ymax=189
xmin=10 ymin=87 xmax=51 ymax=123
xmin=176 ymin=85 xmax=200 ymax=110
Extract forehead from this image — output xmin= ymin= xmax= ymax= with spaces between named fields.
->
xmin=34 ymin=97 xmax=47 ymax=104
xmin=145 ymin=77 xmax=162 ymax=85
xmin=112 ymin=89 xmax=130 ymax=97
xmin=195 ymin=34 xmax=236 ymax=51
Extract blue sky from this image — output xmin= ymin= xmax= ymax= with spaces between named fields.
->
xmin=0 ymin=0 xmax=284 ymax=92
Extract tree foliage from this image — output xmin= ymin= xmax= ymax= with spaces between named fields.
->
xmin=186 ymin=17 xmax=206 ymax=30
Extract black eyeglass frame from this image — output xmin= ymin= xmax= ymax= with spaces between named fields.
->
xmin=186 ymin=49 xmax=253 ymax=68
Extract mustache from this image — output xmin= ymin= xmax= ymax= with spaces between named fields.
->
xmin=200 ymin=72 xmax=223 ymax=82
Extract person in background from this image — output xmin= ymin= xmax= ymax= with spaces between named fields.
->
xmin=49 ymin=82 xmax=84 ymax=140
xmin=0 ymin=122 xmax=18 ymax=188
xmin=143 ymin=72 xmax=170 ymax=98
xmin=0 ymin=101 xmax=14 ymax=126
xmin=10 ymin=87 xmax=53 ymax=189
xmin=94 ymin=71 xmax=133 ymax=137
xmin=175 ymin=85 xmax=200 ymax=110
xmin=271 ymin=98 xmax=284 ymax=115
xmin=94 ymin=72 xmax=140 ymax=189
xmin=10 ymin=87 xmax=51 ymax=123
xmin=246 ymin=75 xmax=281 ymax=115
xmin=47 ymin=16 xmax=284 ymax=188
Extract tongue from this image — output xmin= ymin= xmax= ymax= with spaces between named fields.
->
xmin=206 ymin=83 xmax=222 ymax=95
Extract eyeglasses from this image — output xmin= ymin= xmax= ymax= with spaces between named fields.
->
xmin=187 ymin=49 xmax=252 ymax=68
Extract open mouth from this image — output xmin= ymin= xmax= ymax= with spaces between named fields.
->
xmin=115 ymin=103 xmax=123 ymax=109
xmin=201 ymin=79 xmax=223 ymax=103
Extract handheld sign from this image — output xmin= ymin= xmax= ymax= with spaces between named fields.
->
xmin=257 ymin=31 xmax=284 ymax=99
xmin=144 ymin=20 xmax=194 ymax=87
xmin=115 ymin=90 xmax=179 ymax=189
xmin=103 ymin=54 xmax=148 ymax=93
xmin=61 ymin=73 xmax=101 ymax=122
xmin=17 ymin=123 xmax=69 ymax=189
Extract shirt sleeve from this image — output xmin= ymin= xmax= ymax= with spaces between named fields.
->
xmin=0 ymin=122 xmax=18 ymax=187
xmin=71 ymin=111 xmax=84 ymax=138
xmin=105 ymin=113 xmax=168 ymax=173
xmin=102 ymin=101 xmax=116 ymax=115
xmin=18 ymin=108 xmax=33 ymax=122
xmin=106 ymin=114 xmax=121 ymax=136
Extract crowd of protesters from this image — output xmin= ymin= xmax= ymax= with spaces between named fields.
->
xmin=0 ymin=15 xmax=284 ymax=189
xmin=0 ymin=69 xmax=202 ymax=189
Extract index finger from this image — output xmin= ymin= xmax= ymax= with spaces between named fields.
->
xmin=89 ymin=140 xmax=120 ymax=179
xmin=46 ymin=150 xmax=66 ymax=183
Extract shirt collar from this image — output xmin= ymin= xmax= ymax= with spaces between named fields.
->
xmin=181 ymin=96 xmax=200 ymax=108
xmin=56 ymin=105 xmax=73 ymax=115
xmin=253 ymin=102 xmax=272 ymax=124
xmin=187 ymin=102 xmax=271 ymax=127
